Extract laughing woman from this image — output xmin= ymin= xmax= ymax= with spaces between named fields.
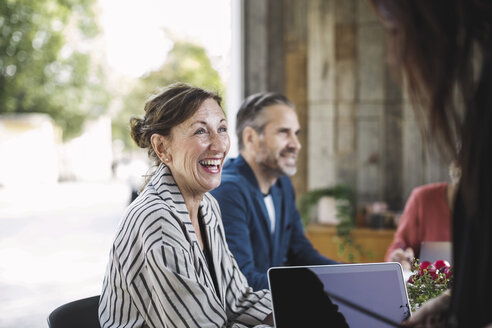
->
xmin=99 ymin=83 xmax=273 ymax=328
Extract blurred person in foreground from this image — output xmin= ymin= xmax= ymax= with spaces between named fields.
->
xmin=211 ymin=92 xmax=337 ymax=291
xmin=368 ymin=0 xmax=492 ymax=327
xmin=385 ymin=163 xmax=460 ymax=271
xmin=99 ymin=83 xmax=273 ymax=328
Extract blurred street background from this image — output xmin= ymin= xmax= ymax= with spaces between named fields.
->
xmin=0 ymin=0 xmax=232 ymax=326
xmin=0 ymin=181 xmax=129 ymax=327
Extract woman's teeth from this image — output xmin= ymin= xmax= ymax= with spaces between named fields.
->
xmin=199 ymin=159 xmax=221 ymax=167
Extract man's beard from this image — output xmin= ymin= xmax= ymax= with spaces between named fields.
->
xmin=257 ymin=148 xmax=298 ymax=177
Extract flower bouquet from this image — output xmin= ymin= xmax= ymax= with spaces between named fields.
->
xmin=407 ymin=259 xmax=453 ymax=312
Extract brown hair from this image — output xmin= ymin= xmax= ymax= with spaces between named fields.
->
xmin=367 ymin=0 xmax=492 ymax=213
xmin=368 ymin=1 xmax=474 ymax=160
xmin=130 ymin=83 xmax=222 ymax=165
xmin=368 ymin=0 xmax=492 ymax=326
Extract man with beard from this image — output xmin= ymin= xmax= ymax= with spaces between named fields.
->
xmin=211 ymin=92 xmax=337 ymax=291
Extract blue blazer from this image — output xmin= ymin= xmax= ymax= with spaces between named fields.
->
xmin=211 ymin=155 xmax=336 ymax=290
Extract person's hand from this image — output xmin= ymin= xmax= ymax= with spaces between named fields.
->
xmin=402 ymin=291 xmax=451 ymax=327
xmin=388 ymin=247 xmax=414 ymax=271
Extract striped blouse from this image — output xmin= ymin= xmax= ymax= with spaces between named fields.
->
xmin=98 ymin=164 xmax=272 ymax=328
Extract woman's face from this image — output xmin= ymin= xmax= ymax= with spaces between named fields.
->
xmin=166 ymin=98 xmax=230 ymax=198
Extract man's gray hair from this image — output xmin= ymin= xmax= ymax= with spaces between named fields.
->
xmin=236 ymin=92 xmax=294 ymax=151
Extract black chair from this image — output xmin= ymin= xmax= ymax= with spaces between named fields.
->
xmin=47 ymin=295 xmax=101 ymax=328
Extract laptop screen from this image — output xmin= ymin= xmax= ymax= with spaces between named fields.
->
xmin=268 ymin=263 xmax=411 ymax=328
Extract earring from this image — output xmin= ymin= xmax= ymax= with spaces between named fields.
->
xmin=165 ymin=158 xmax=169 ymax=162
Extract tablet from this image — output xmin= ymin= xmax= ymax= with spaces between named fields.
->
xmin=268 ymin=263 xmax=411 ymax=328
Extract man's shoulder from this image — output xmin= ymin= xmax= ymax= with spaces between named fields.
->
xmin=211 ymin=158 xmax=258 ymax=204
xmin=220 ymin=167 xmax=245 ymax=183
xmin=274 ymin=176 xmax=295 ymax=193
xmin=218 ymin=168 xmax=248 ymax=187
xmin=210 ymin=177 xmax=244 ymax=204
xmin=276 ymin=175 xmax=294 ymax=186
xmin=218 ymin=157 xmax=255 ymax=186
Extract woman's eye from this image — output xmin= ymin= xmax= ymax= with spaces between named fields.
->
xmin=218 ymin=126 xmax=228 ymax=133
xmin=194 ymin=128 xmax=207 ymax=135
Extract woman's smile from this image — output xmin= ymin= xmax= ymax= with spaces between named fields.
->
xmin=198 ymin=157 xmax=223 ymax=174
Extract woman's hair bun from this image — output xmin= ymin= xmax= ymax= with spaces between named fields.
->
xmin=130 ymin=116 xmax=147 ymax=148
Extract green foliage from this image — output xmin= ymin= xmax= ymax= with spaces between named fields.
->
xmin=298 ymin=185 xmax=370 ymax=262
xmin=298 ymin=185 xmax=354 ymax=226
xmin=0 ymin=0 xmax=110 ymax=139
xmin=112 ymin=41 xmax=225 ymax=148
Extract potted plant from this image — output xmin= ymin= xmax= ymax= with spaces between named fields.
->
xmin=298 ymin=185 xmax=369 ymax=262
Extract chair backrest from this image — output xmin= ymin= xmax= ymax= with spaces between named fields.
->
xmin=47 ymin=295 xmax=101 ymax=328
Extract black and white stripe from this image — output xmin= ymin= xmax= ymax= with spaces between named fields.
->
xmin=99 ymin=164 xmax=272 ymax=328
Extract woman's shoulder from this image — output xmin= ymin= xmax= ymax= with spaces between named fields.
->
xmin=128 ymin=188 xmax=169 ymax=214
xmin=412 ymin=182 xmax=448 ymax=199
xmin=121 ymin=191 xmax=181 ymax=235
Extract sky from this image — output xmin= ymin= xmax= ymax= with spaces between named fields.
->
xmin=97 ymin=0 xmax=232 ymax=78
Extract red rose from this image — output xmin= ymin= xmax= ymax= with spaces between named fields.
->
xmin=442 ymin=266 xmax=452 ymax=279
xmin=434 ymin=260 xmax=450 ymax=271
xmin=418 ymin=261 xmax=432 ymax=276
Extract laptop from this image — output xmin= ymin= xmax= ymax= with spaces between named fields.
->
xmin=268 ymin=263 xmax=411 ymax=328
xmin=419 ymin=241 xmax=453 ymax=264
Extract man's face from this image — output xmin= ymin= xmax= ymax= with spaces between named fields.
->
xmin=254 ymin=104 xmax=301 ymax=177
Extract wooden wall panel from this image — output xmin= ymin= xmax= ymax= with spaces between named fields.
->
xmin=243 ymin=0 xmax=449 ymax=211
